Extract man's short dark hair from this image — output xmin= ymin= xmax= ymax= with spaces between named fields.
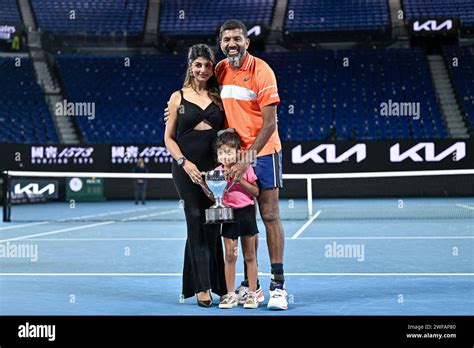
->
xmin=219 ymin=19 xmax=248 ymax=39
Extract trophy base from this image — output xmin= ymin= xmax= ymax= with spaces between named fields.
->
xmin=205 ymin=207 xmax=234 ymax=224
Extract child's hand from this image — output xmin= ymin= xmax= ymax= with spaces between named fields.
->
xmin=239 ymin=177 xmax=248 ymax=185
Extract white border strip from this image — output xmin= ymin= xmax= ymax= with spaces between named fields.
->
xmin=0 ymin=221 xmax=115 ymax=243
xmin=0 ymin=221 xmax=50 ymax=231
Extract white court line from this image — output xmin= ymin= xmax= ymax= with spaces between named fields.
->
xmin=0 ymin=209 xmax=181 ymax=243
xmin=0 ymin=221 xmax=115 ymax=243
xmin=0 ymin=221 xmax=50 ymax=231
xmin=20 ymin=236 xmax=474 ymax=241
xmin=24 ymin=238 xmax=187 ymax=241
xmin=457 ymin=204 xmax=474 ymax=210
xmin=291 ymin=210 xmax=322 ymax=239
xmin=121 ymin=209 xmax=181 ymax=222
xmin=0 ymin=272 xmax=472 ymax=276
xmin=61 ymin=206 xmax=164 ymax=221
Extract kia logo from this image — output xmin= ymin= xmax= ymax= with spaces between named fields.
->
xmin=14 ymin=183 xmax=56 ymax=195
xmin=413 ymin=19 xmax=453 ymax=32
xmin=292 ymin=144 xmax=367 ymax=163
xmin=390 ymin=142 xmax=465 ymax=162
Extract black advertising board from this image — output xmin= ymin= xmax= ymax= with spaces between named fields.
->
xmin=282 ymin=139 xmax=474 ymax=173
xmin=1 ymin=140 xmax=473 ymax=174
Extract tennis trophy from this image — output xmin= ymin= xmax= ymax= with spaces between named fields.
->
xmin=199 ymin=170 xmax=235 ymax=224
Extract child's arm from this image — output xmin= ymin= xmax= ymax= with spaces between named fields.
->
xmin=238 ymin=177 xmax=259 ymax=198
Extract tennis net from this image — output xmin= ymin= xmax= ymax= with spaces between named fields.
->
xmin=2 ymin=169 xmax=473 ymax=222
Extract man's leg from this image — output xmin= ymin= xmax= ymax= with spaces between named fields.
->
xmin=257 ymin=188 xmax=285 ymax=284
xmin=253 ymin=150 xmax=287 ymax=309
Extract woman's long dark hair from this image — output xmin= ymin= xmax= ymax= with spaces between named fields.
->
xmin=183 ymin=44 xmax=222 ymax=109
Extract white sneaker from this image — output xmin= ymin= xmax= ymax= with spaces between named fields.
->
xmin=267 ymin=288 xmax=288 ymax=310
xmin=236 ymin=284 xmax=265 ymax=304
xmin=243 ymin=292 xmax=259 ymax=309
xmin=219 ymin=293 xmax=238 ymax=309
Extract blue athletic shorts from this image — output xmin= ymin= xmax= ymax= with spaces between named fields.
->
xmin=254 ymin=150 xmax=283 ymax=190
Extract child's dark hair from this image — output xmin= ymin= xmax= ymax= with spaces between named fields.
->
xmin=215 ymin=129 xmax=241 ymax=151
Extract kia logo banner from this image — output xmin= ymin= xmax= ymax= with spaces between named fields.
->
xmin=11 ymin=180 xmax=58 ymax=199
xmin=390 ymin=142 xmax=465 ymax=163
xmin=284 ymin=140 xmax=473 ymax=173
xmin=292 ymin=144 xmax=367 ymax=164
xmin=409 ymin=18 xmax=461 ymax=35
xmin=0 ymin=140 xmax=472 ymax=173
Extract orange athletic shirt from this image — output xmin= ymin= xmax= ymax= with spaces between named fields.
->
xmin=215 ymin=53 xmax=281 ymax=157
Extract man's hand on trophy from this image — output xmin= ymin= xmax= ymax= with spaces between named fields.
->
xmin=227 ymin=162 xmax=249 ymax=182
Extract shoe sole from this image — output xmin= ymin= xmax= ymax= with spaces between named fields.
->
xmin=219 ymin=304 xmax=238 ymax=309
xmin=267 ymin=305 xmax=288 ymax=310
xmin=243 ymin=304 xmax=259 ymax=309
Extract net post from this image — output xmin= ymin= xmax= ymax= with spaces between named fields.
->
xmin=2 ymin=171 xmax=11 ymax=222
xmin=306 ymin=177 xmax=313 ymax=219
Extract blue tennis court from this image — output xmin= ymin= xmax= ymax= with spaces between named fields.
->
xmin=1 ymin=198 xmax=473 ymax=316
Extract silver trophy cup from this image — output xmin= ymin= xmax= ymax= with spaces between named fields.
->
xmin=200 ymin=170 xmax=236 ymax=224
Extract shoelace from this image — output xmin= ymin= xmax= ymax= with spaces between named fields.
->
xmin=221 ymin=295 xmax=232 ymax=303
xmin=246 ymin=295 xmax=257 ymax=304
xmin=271 ymin=289 xmax=285 ymax=298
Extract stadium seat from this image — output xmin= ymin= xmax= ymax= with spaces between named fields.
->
xmin=0 ymin=0 xmax=21 ymax=23
xmin=0 ymin=57 xmax=58 ymax=143
xmin=159 ymin=0 xmax=275 ymax=35
xmin=30 ymin=0 xmax=147 ymax=36
xmin=284 ymin=0 xmax=390 ymax=34
xmin=444 ymin=46 xmax=474 ymax=132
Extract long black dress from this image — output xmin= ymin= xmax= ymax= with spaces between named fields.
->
xmin=171 ymin=90 xmax=226 ymax=299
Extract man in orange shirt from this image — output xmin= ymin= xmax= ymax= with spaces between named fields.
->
xmin=216 ymin=20 xmax=287 ymax=310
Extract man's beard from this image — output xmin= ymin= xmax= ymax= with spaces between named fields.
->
xmin=226 ymin=48 xmax=245 ymax=67
xmin=228 ymin=55 xmax=240 ymax=67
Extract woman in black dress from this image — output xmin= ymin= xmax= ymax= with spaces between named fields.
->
xmin=164 ymin=44 xmax=226 ymax=307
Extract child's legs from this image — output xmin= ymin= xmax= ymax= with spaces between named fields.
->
xmin=223 ymin=237 xmax=238 ymax=294
xmin=241 ymin=235 xmax=258 ymax=292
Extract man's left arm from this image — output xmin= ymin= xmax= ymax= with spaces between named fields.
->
xmin=228 ymin=105 xmax=277 ymax=180
xmin=248 ymin=105 xmax=277 ymax=155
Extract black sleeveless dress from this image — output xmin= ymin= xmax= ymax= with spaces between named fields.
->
xmin=171 ymin=90 xmax=226 ymax=298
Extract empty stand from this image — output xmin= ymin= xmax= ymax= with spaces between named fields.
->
xmin=284 ymin=0 xmax=390 ymax=34
xmin=403 ymin=0 xmax=474 ymax=34
xmin=0 ymin=57 xmax=58 ymax=143
xmin=56 ymin=54 xmax=185 ymax=144
xmin=56 ymin=49 xmax=448 ymax=144
xmin=159 ymin=0 xmax=275 ymax=35
xmin=444 ymin=46 xmax=474 ymax=134
xmin=30 ymin=0 xmax=147 ymax=36
xmin=262 ymin=49 xmax=447 ymax=140
xmin=0 ymin=0 xmax=22 ymax=23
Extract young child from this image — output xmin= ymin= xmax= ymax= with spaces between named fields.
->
xmin=214 ymin=128 xmax=260 ymax=309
